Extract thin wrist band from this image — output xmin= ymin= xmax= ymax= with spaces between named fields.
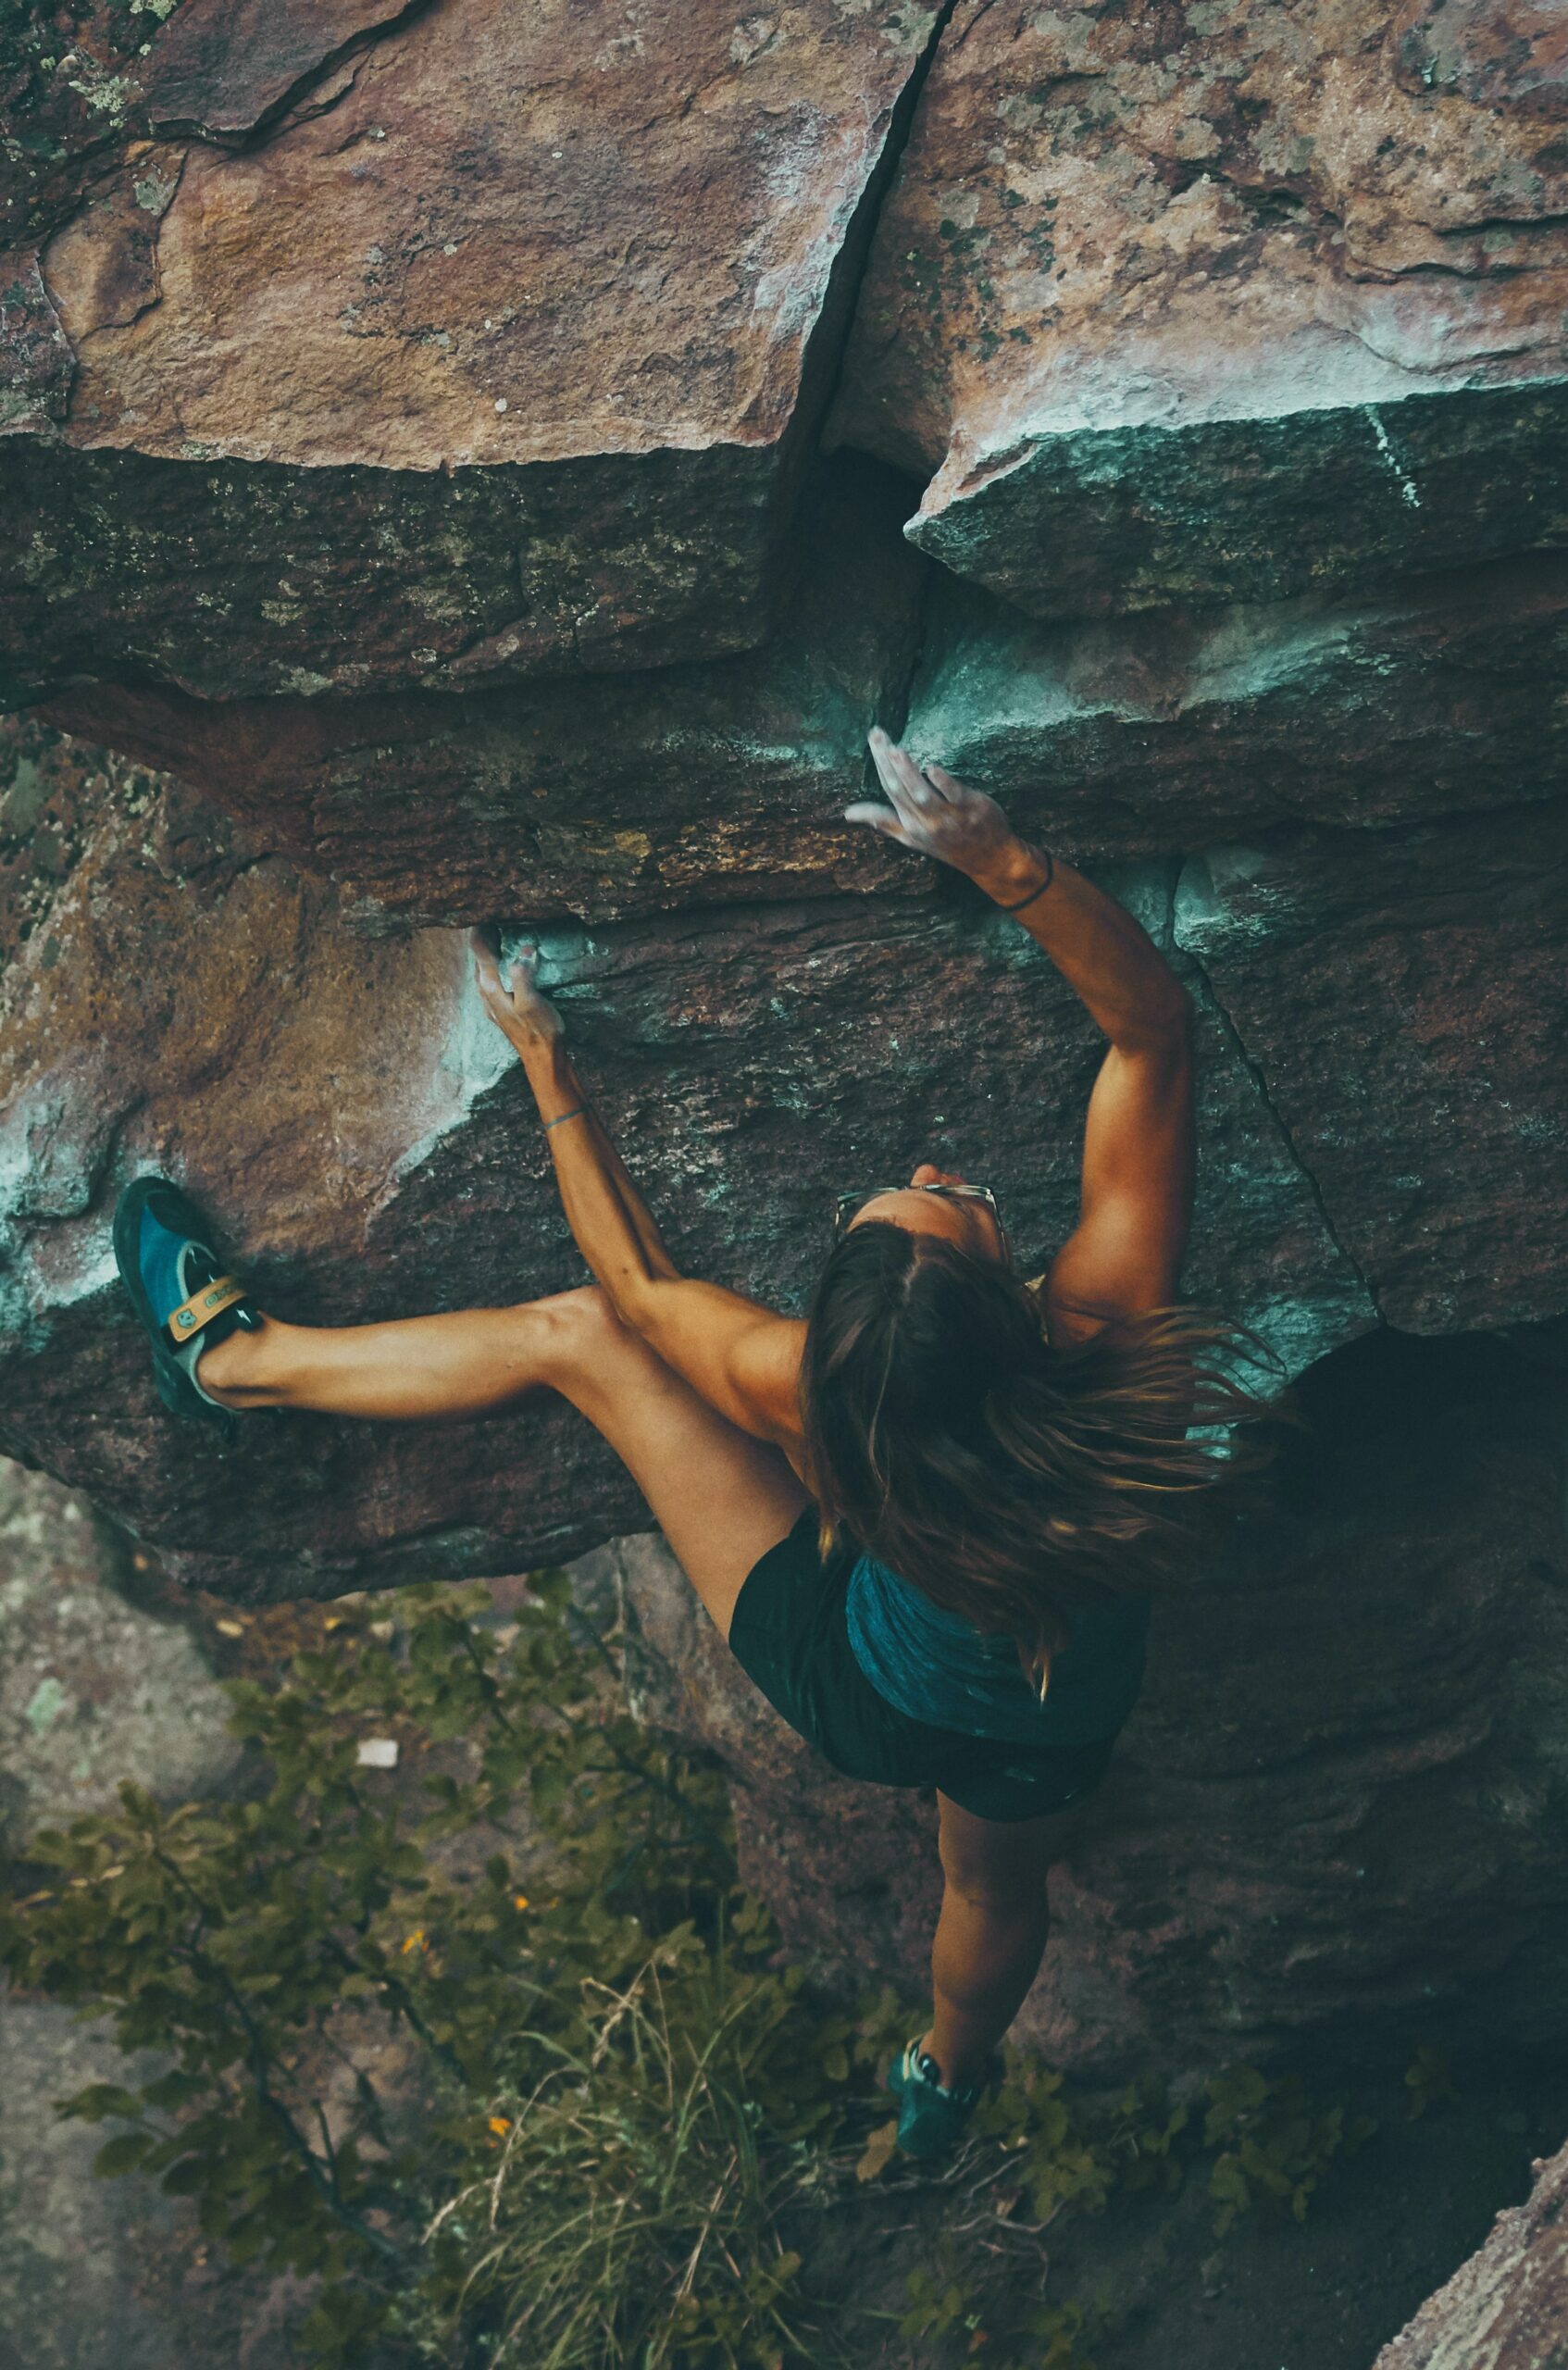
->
xmin=543 ymin=1105 xmax=589 ymax=1131
xmin=997 ymin=851 xmax=1054 ymax=914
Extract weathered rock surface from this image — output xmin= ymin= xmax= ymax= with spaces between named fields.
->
xmin=32 ymin=459 xmax=927 ymax=925
xmin=0 ymin=1990 xmax=307 ymax=2370
xmin=831 ymin=0 xmax=1568 ymax=616
xmin=1373 ymin=2127 xmax=1568 ymax=2370
xmin=624 ymin=1323 xmax=1568 ymax=2077
xmin=0 ymin=710 xmax=1379 ymax=1597
xmin=1173 ymin=804 xmax=1568 ymax=1334
xmin=1 ymin=0 xmax=940 ymax=700
xmin=906 ymin=549 xmax=1568 ymax=861
xmin=0 ymin=1459 xmax=241 ymax=1858
xmin=33 ymin=514 xmax=1568 ymax=928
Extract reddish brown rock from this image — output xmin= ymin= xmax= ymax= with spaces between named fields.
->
xmin=33 ymin=459 xmax=927 ymax=924
xmin=623 ymin=1325 xmax=1568 ymax=2077
xmin=141 ymin=0 xmax=424 ymax=143
xmin=1391 ymin=0 xmax=1568 ymax=117
xmin=831 ymin=0 xmax=1568 ymax=617
xmin=1 ymin=0 xmax=940 ymax=700
xmin=1374 ymin=2127 xmax=1568 ymax=2369
xmin=0 ymin=710 xmax=1369 ymax=1600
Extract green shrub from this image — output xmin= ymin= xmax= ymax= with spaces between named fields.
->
xmin=1 ymin=1565 xmax=1391 ymax=2367
xmin=0 ymin=1573 xmax=874 ymax=2366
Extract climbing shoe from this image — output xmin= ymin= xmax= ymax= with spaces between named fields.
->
xmin=113 ymin=1174 xmax=261 ymax=1439
xmin=886 ymin=2038 xmax=986 ymax=2159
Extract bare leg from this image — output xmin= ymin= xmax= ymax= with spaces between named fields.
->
xmin=199 ymin=1300 xmax=583 ymax=1423
xmin=925 ymin=1890 xmax=1052 ymax=2089
xmin=198 ymin=1288 xmax=809 ymax=1640
xmin=920 ymin=1794 xmax=1086 ymax=2089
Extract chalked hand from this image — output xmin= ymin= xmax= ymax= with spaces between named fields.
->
xmin=471 ymin=929 xmax=565 ymax=1052
xmin=845 ymin=730 xmax=1025 ymax=884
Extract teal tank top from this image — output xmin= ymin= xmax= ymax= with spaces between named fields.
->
xmin=844 ymin=1554 xmax=1150 ymax=1748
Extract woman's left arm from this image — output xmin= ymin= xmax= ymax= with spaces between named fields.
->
xmin=472 ymin=936 xmax=805 ymax=1450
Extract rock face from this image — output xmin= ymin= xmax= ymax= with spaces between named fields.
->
xmin=1373 ymin=2129 xmax=1568 ymax=2370
xmin=0 ymin=710 xmax=1377 ymax=1596
xmin=1 ymin=0 xmax=941 ymax=699
xmin=830 ymin=0 xmax=1568 ymax=615
xmin=1 ymin=0 xmax=1567 ymax=2100
xmin=31 ymin=459 xmax=928 ymax=926
xmin=0 ymin=1459 xmax=241 ymax=1858
xmin=623 ymin=1324 xmax=1568 ymax=2077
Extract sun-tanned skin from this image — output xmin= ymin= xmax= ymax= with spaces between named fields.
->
xmin=198 ymin=730 xmax=1195 ymax=2092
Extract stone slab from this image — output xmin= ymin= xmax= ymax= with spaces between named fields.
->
xmin=33 ymin=458 xmax=928 ymax=925
xmin=0 ymin=0 xmax=940 ymax=697
xmin=831 ymin=0 xmax=1568 ymax=617
xmin=906 ymin=550 xmax=1568 ymax=861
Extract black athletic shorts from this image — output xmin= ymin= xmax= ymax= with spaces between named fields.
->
xmin=728 ymin=1509 xmax=1124 ymax=1823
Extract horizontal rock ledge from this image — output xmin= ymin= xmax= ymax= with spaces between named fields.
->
xmin=830 ymin=0 xmax=1568 ymax=615
xmin=31 ymin=458 xmax=928 ymax=925
xmin=1 ymin=0 xmax=942 ymax=699
xmin=31 ymin=510 xmax=1568 ymax=930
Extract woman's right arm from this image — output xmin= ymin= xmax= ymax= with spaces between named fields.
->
xmin=846 ymin=733 xmax=1195 ymax=1341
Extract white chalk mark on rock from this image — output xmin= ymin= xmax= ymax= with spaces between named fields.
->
xmin=1363 ymin=405 xmax=1422 ymax=509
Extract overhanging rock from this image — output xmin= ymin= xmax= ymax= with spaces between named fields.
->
xmin=0 ymin=0 xmax=941 ymax=702
xmin=830 ymin=0 xmax=1568 ymax=616
xmin=1173 ymin=805 xmax=1568 ymax=1335
xmin=0 ymin=712 xmax=1371 ymax=1600
xmin=32 ymin=459 xmax=929 ymax=926
xmin=904 ymin=552 xmax=1568 ymax=861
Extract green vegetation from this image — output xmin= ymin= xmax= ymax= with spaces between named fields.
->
xmin=0 ymin=1569 xmax=1427 ymax=2367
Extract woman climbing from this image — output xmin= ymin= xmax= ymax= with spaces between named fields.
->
xmin=115 ymin=729 xmax=1265 ymax=2158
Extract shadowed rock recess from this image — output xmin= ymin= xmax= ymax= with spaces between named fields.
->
xmin=3 ymin=0 xmax=1568 ymax=2175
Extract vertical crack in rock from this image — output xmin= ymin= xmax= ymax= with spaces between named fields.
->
xmin=795 ymin=0 xmax=969 ymax=457
xmin=1178 ymin=930 xmax=1379 ymax=1323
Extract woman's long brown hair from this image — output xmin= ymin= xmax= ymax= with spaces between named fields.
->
xmin=799 ymin=1223 xmax=1292 ymax=1695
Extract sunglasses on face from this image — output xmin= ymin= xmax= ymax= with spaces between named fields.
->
xmin=832 ymin=1183 xmax=1010 ymax=1258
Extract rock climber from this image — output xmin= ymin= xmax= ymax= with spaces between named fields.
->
xmin=116 ymin=729 xmax=1267 ymax=2156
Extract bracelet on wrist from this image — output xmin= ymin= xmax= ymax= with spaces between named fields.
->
xmin=996 ymin=850 xmax=1054 ymax=915
xmin=543 ymin=1104 xmax=589 ymax=1131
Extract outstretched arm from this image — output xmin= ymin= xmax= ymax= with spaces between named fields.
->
xmin=471 ymin=935 xmax=804 ymax=1450
xmin=847 ymin=733 xmax=1194 ymax=1343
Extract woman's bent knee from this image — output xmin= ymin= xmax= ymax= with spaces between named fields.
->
xmin=528 ymin=1284 xmax=644 ymax=1401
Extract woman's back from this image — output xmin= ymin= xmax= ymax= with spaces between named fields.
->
xmin=844 ymin=1553 xmax=1150 ymax=1749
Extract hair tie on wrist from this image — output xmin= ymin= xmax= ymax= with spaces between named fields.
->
xmin=543 ymin=1105 xmax=589 ymax=1131
xmin=998 ymin=852 xmax=1054 ymax=914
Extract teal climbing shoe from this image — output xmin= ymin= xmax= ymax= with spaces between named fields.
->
xmin=886 ymin=2039 xmax=985 ymax=2159
xmin=113 ymin=1175 xmax=260 ymax=1439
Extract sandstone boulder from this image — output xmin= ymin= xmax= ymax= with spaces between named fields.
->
xmin=32 ymin=458 xmax=927 ymax=925
xmin=0 ymin=710 xmax=1371 ymax=1599
xmin=1 ymin=0 xmax=940 ymax=701
xmin=831 ymin=0 xmax=1568 ymax=616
